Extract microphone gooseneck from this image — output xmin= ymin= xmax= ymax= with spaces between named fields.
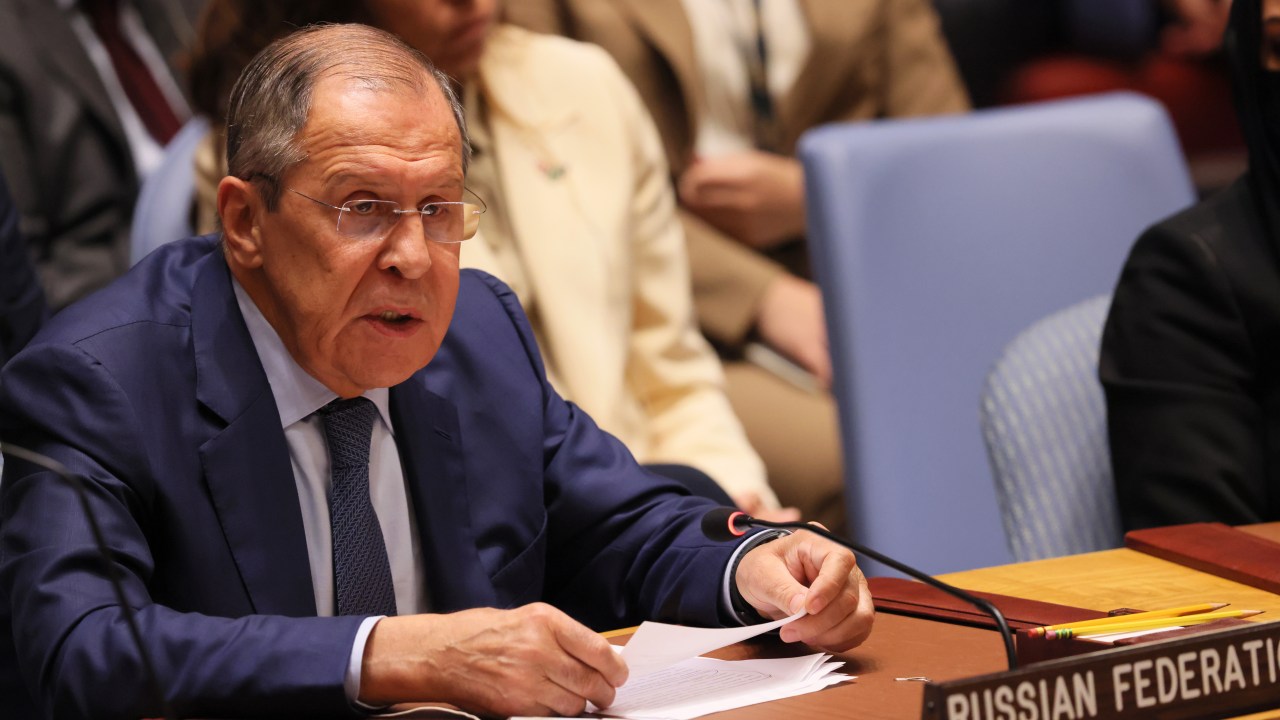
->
xmin=706 ymin=508 xmax=1019 ymax=670
xmin=1 ymin=443 xmax=177 ymax=720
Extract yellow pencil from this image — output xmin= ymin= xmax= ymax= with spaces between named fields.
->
xmin=1058 ymin=609 xmax=1262 ymax=639
xmin=1027 ymin=602 xmax=1228 ymax=638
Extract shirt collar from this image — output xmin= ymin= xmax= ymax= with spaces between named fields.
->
xmin=232 ymin=277 xmax=394 ymax=433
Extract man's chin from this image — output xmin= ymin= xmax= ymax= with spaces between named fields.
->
xmin=342 ymin=354 xmax=437 ymax=392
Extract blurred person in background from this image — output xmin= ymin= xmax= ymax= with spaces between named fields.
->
xmin=987 ymin=0 xmax=1240 ymax=188
xmin=0 ymin=0 xmax=201 ymax=308
xmin=182 ymin=0 xmax=795 ymax=518
xmin=504 ymin=0 xmax=972 ymax=534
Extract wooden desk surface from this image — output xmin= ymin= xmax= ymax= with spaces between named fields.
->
xmin=936 ymin=523 xmax=1280 ymax=616
xmin=607 ymin=524 xmax=1280 ymax=719
xmin=934 ymin=522 xmax=1280 ymax=720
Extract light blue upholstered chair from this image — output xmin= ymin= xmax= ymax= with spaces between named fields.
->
xmin=130 ymin=116 xmax=209 ymax=265
xmin=981 ymin=294 xmax=1120 ymax=561
xmin=798 ymin=92 xmax=1194 ymax=576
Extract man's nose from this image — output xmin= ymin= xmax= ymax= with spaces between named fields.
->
xmin=379 ymin=212 xmax=434 ymax=279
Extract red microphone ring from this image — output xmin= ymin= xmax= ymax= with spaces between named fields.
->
xmin=727 ymin=511 xmax=748 ymax=537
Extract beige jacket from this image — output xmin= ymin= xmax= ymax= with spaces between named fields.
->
xmin=460 ymin=27 xmax=773 ymax=503
xmin=506 ymin=0 xmax=971 ymax=346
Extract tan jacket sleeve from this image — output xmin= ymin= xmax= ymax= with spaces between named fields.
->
xmin=880 ymin=0 xmax=971 ymax=118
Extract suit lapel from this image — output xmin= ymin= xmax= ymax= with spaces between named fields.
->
xmin=389 ymin=382 xmax=499 ymax=612
xmin=192 ymin=253 xmax=317 ymax=617
xmin=17 ymin=0 xmax=129 ymax=153
xmin=617 ymin=0 xmax=702 ymax=157
xmin=778 ymin=0 xmax=864 ymax=153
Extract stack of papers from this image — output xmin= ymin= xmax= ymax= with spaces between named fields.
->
xmin=588 ymin=611 xmax=853 ymax=719
xmin=599 ymin=652 xmax=849 ymax=719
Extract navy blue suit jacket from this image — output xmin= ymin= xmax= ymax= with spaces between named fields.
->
xmin=0 ymin=236 xmax=737 ymax=719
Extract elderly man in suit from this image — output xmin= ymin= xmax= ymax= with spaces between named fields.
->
xmin=0 ymin=24 xmax=873 ymax=720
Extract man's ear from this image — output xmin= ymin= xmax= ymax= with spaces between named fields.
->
xmin=218 ymin=176 xmax=265 ymax=270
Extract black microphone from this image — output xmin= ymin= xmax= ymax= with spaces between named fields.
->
xmin=702 ymin=507 xmax=1019 ymax=670
xmin=1 ymin=443 xmax=177 ymax=720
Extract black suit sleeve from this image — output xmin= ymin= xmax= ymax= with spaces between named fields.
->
xmin=1101 ymin=219 xmax=1269 ymax=529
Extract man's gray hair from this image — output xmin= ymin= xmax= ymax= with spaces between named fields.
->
xmin=225 ymin=23 xmax=470 ymax=209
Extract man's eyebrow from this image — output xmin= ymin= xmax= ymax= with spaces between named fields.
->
xmin=322 ymin=171 xmax=383 ymax=189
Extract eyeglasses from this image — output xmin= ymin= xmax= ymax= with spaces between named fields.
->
xmin=287 ymin=188 xmax=486 ymax=244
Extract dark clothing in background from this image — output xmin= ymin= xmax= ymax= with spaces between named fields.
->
xmin=1102 ymin=179 xmax=1280 ymax=527
xmin=0 ymin=0 xmax=194 ymax=308
xmin=0 ymin=172 xmax=44 ymax=365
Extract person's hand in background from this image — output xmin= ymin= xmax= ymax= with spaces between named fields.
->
xmin=678 ymin=151 xmax=806 ymax=250
xmin=755 ymin=273 xmax=832 ymax=388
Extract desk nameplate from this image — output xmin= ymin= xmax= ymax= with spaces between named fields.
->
xmin=922 ymin=621 xmax=1280 ymax=720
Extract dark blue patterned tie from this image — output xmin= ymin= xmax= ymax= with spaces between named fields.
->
xmin=319 ymin=397 xmax=397 ymax=617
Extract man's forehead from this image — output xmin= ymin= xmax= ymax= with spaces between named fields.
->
xmin=296 ymin=75 xmax=463 ymax=175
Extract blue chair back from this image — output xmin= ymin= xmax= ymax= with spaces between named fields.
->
xmin=981 ymin=294 xmax=1120 ymax=561
xmin=131 ymin=116 xmax=209 ymax=265
xmin=798 ymin=92 xmax=1193 ymax=575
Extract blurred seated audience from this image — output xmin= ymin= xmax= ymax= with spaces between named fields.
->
xmin=0 ymin=0 xmax=199 ymax=309
xmin=0 ymin=171 xmax=44 ymax=366
xmin=1102 ymin=0 xmax=1279 ymax=528
xmin=183 ymin=0 xmax=791 ymax=517
xmin=931 ymin=0 xmax=1058 ymax=106
xmin=989 ymin=0 xmax=1241 ymax=187
xmin=504 ymin=0 xmax=973 ymax=534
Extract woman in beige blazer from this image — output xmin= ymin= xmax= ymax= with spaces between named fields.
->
xmin=187 ymin=0 xmax=786 ymax=513
xmin=506 ymin=0 xmax=972 ymax=534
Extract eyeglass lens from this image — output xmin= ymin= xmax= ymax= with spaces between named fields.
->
xmin=336 ymin=200 xmax=481 ymax=243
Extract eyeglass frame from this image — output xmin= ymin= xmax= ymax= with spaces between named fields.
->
xmin=284 ymin=187 xmax=486 ymax=244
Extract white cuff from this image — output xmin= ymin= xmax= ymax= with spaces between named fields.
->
xmin=345 ymin=615 xmax=386 ymax=709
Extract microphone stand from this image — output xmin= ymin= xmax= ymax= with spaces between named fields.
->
xmin=735 ymin=514 xmax=1019 ymax=670
xmin=2 ymin=443 xmax=177 ymax=720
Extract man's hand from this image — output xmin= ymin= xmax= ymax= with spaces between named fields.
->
xmin=678 ymin=151 xmax=806 ymax=250
xmin=734 ymin=531 xmax=874 ymax=653
xmin=756 ymin=274 xmax=832 ymax=388
xmin=359 ymin=603 xmax=628 ymax=717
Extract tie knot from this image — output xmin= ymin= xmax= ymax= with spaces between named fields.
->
xmin=319 ymin=397 xmax=378 ymax=469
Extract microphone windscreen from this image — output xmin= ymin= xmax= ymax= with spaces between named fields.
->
xmin=701 ymin=507 xmax=746 ymax=541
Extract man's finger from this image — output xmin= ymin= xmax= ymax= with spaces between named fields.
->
xmin=530 ymin=677 xmax=591 ymax=719
xmin=553 ymin=615 xmax=629 ymax=689
xmin=801 ymin=546 xmax=856 ymax=615
xmin=543 ymin=654 xmax=619 ymax=712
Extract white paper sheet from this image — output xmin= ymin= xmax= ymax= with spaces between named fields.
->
xmin=619 ymin=611 xmax=806 ymax=678
xmin=595 ymin=653 xmax=853 ymax=720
